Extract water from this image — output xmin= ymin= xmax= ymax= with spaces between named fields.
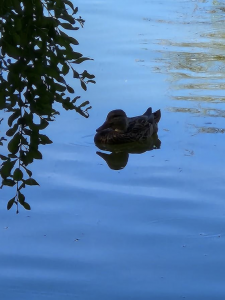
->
xmin=1 ymin=0 xmax=225 ymax=299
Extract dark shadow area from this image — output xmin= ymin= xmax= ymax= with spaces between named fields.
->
xmin=95 ymin=134 xmax=161 ymax=170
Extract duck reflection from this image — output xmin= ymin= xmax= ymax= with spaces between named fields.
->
xmin=96 ymin=134 xmax=161 ymax=170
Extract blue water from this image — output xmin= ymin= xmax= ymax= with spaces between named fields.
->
xmin=1 ymin=0 xmax=225 ymax=299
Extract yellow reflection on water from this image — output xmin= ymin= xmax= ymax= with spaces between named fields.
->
xmin=152 ymin=0 xmax=225 ymax=133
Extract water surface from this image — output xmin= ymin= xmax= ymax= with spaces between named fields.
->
xmin=1 ymin=0 xmax=225 ymax=299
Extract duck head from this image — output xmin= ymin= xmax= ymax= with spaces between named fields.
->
xmin=96 ymin=110 xmax=128 ymax=133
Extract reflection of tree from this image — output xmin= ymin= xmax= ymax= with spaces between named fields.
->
xmin=0 ymin=0 xmax=95 ymax=212
xmin=152 ymin=1 xmax=225 ymax=133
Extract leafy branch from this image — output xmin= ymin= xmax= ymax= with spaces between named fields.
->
xmin=0 ymin=0 xmax=95 ymax=212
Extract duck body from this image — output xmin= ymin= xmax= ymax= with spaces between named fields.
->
xmin=94 ymin=108 xmax=161 ymax=145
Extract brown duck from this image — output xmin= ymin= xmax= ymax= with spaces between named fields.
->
xmin=94 ymin=108 xmax=161 ymax=144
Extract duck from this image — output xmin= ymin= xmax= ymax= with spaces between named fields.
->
xmin=94 ymin=107 xmax=161 ymax=145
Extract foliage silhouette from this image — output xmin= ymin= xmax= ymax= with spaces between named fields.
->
xmin=0 ymin=0 xmax=95 ymax=212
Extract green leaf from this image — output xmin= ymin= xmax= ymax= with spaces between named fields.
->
xmin=55 ymin=83 xmax=67 ymax=92
xmin=12 ymin=0 xmax=22 ymax=14
xmin=0 ymin=91 xmax=6 ymax=109
xmin=18 ymin=191 xmax=25 ymax=204
xmin=60 ymin=23 xmax=76 ymax=30
xmin=24 ymin=178 xmax=39 ymax=186
xmin=7 ymin=197 xmax=15 ymax=210
xmin=67 ymin=85 xmax=74 ymax=93
xmin=8 ymin=132 xmax=20 ymax=154
xmin=39 ymin=119 xmax=49 ymax=130
xmin=8 ymin=110 xmax=20 ymax=127
xmin=2 ymin=179 xmax=16 ymax=187
xmin=31 ymin=150 xmax=42 ymax=160
xmin=74 ymin=57 xmax=93 ymax=64
xmin=21 ymin=202 xmax=31 ymax=210
xmin=73 ymin=7 xmax=78 ymax=14
xmin=81 ymin=80 xmax=87 ymax=91
xmin=63 ymin=0 xmax=75 ymax=11
xmin=6 ymin=123 xmax=18 ymax=137
xmin=82 ymin=70 xmax=95 ymax=79
xmin=13 ymin=168 xmax=23 ymax=181
xmin=0 ymin=155 xmax=8 ymax=160
xmin=23 ymin=166 xmax=32 ymax=177
xmin=8 ymin=154 xmax=18 ymax=159
xmin=59 ymin=13 xmax=75 ymax=24
xmin=39 ymin=134 xmax=53 ymax=145
xmin=87 ymin=80 xmax=96 ymax=84
xmin=73 ymin=70 xmax=79 ymax=78
xmin=57 ymin=76 xmax=66 ymax=84
xmin=63 ymin=101 xmax=74 ymax=110
xmin=70 ymin=52 xmax=83 ymax=60
xmin=68 ymin=37 xmax=79 ymax=45
xmin=18 ymin=181 xmax=25 ymax=190
xmin=72 ymin=96 xmax=80 ymax=103
xmin=79 ymin=101 xmax=90 ymax=108
xmin=1 ymin=159 xmax=17 ymax=179
xmin=62 ymin=63 xmax=70 ymax=75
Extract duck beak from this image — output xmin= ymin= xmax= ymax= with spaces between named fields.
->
xmin=96 ymin=120 xmax=110 ymax=132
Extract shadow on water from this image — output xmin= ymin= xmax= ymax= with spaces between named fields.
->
xmin=95 ymin=133 xmax=161 ymax=170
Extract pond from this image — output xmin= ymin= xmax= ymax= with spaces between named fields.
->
xmin=1 ymin=0 xmax=225 ymax=299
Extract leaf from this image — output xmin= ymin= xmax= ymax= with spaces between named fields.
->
xmin=72 ymin=96 xmax=80 ymax=103
xmin=82 ymin=70 xmax=95 ymax=79
xmin=63 ymin=0 xmax=75 ymax=11
xmin=73 ymin=7 xmax=78 ymax=14
xmin=8 ymin=110 xmax=20 ymax=127
xmin=55 ymin=83 xmax=67 ymax=92
xmin=18 ymin=181 xmax=25 ymax=190
xmin=6 ymin=123 xmax=18 ymax=137
xmin=23 ymin=166 xmax=32 ymax=177
xmin=57 ymin=76 xmax=66 ymax=84
xmin=8 ymin=154 xmax=17 ymax=159
xmin=0 ymin=91 xmax=6 ymax=109
xmin=73 ymin=70 xmax=79 ymax=78
xmin=70 ymin=52 xmax=83 ymax=60
xmin=0 ymin=155 xmax=8 ymax=160
xmin=63 ymin=101 xmax=74 ymax=110
xmin=60 ymin=23 xmax=76 ymax=30
xmin=1 ymin=160 xmax=17 ymax=179
xmin=7 ymin=197 xmax=15 ymax=210
xmin=13 ymin=168 xmax=23 ymax=181
xmin=24 ymin=178 xmax=39 ymax=186
xmin=21 ymin=202 xmax=31 ymax=210
xmin=74 ymin=57 xmax=93 ymax=64
xmin=2 ymin=179 xmax=16 ymax=187
xmin=87 ymin=80 xmax=96 ymax=84
xmin=59 ymin=13 xmax=75 ymax=24
xmin=8 ymin=132 xmax=20 ymax=154
xmin=21 ymin=151 xmax=33 ymax=166
xmin=39 ymin=134 xmax=53 ymax=145
xmin=79 ymin=101 xmax=90 ymax=108
xmin=18 ymin=191 xmax=25 ymax=204
xmin=39 ymin=118 xmax=49 ymax=130
xmin=67 ymin=85 xmax=74 ymax=93
xmin=32 ymin=150 xmax=42 ymax=160
xmin=12 ymin=0 xmax=22 ymax=14
xmin=68 ymin=37 xmax=79 ymax=45
xmin=81 ymin=80 xmax=87 ymax=91
xmin=62 ymin=63 xmax=70 ymax=75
